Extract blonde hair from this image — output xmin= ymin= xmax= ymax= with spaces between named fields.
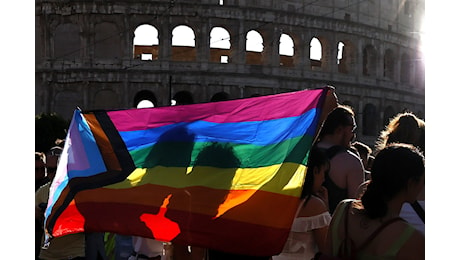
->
xmin=375 ymin=112 xmax=425 ymax=153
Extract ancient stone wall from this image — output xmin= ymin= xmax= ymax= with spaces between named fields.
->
xmin=35 ymin=0 xmax=425 ymax=145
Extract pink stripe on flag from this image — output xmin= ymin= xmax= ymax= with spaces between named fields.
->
xmin=108 ymin=89 xmax=324 ymax=132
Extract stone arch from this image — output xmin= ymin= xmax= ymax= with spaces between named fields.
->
xmin=363 ymin=44 xmax=377 ymax=76
xmin=310 ymin=37 xmax=322 ymax=70
xmin=337 ymin=39 xmax=356 ymax=74
xmin=172 ymin=25 xmax=196 ymax=61
xmin=54 ymin=90 xmax=83 ymax=120
xmin=172 ymin=90 xmax=194 ymax=105
xmin=279 ymin=33 xmax=294 ymax=67
xmin=133 ymin=24 xmax=160 ymax=60
xmin=210 ymin=26 xmax=231 ymax=63
xmin=94 ymin=22 xmax=121 ymax=59
xmin=383 ymin=105 xmax=396 ymax=128
xmin=285 ymin=32 xmax=303 ymax=67
xmin=210 ymin=91 xmax=230 ymax=102
xmin=310 ymin=36 xmax=331 ymax=71
xmin=362 ymin=103 xmax=378 ymax=136
xmin=383 ymin=48 xmax=395 ymax=80
xmin=93 ymin=89 xmax=119 ymax=110
xmin=53 ymin=23 xmax=80 ymax=59
xmin=337 ymin=41 xmax=346 ymax=71
xmin=246 ymin=29 xmax=264 ymax=65
xmin=400 ymin=52 xmax=411 ymax=84
xmin=133 ymin=90 xmax=158 ymax=108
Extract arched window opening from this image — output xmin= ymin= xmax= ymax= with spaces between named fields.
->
xmin=133 ymin=90 xmax=158 ymax=108
xmin=172 ymin=25 xmax=195 ymax=47
xmin=210 ymin=27 xmax=231 ymax=63
xmin=246 ymin=30 xmax=263 ymax=52
xmin=54 ymin=23 xmax=80 ymax=59
xmin=54 ymin=90 xmax=83 ymax=120
xmin=383 ymin=106 xmax=396 ymax=128
xmin=279 ymin=33 xmax=294 ymax=67
xmin=310 ymin=37 xmax=322 ymax=69
xmin=363 ymin=45 xmax=377 ymax=76
xmin=246 ymin=30 xmax=263 ymax=65
xmin=279 ymin=34 xmax=294 ymax=56
xmin=337 ymin=41 xmax=349 ymax=73
xmin=94 ymin=89 xmax=119 ymax=110
xmin=210 ymin=91 xmax=230 ymax=102
xmin=400 ymin=53 xmax=411 ymax=84
xmin=363 ymin=103 xmax=378 ymax=136
xmin=137 ymin=100 xmax=155 ymax=108
xmin=384 ymin=49 xmax=395 ymax=80
xmin=338 ymin=40 xmax=355 ymax=74
xmin=172 ymin=25 xmax=196 ymax=61
xmin=172 ymin=90 xmax=194 ymax=106
xmin=95 ymin=22 xmax=121 ymax=59
xmin=337 ymin=42 xmax=344 ymax=64
xmin=133 ymin=24 xmax=159 ymax=60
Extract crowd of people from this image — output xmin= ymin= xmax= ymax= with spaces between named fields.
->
xmin=35 ymin=92 xmax=425 ymax=260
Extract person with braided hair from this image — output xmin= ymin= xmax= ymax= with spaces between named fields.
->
xmin=323 ymin=143 xmax=425 ymax=260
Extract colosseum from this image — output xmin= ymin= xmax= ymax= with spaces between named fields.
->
xmin=35 ymin=0 xmax=425 ymax=145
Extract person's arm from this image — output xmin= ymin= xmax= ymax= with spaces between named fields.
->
xmin=308 ymin=197 xmax=331 ymax=254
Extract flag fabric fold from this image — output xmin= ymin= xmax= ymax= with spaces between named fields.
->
xmin=44 ymin=86 xmax=337 ymax=256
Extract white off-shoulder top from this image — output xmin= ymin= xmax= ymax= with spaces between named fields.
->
xmin=273 ymin=211 xmax=332 ymax=260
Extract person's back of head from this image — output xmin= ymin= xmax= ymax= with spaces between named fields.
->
xmin=301 ymin=146 xmax=330 ymax=200
xmin=360 ymin=143 xmax=424 ymax=219
xmin=376 ymin=112 xmax=425 ymax=152
xmin=318 ymin=105 xmax=355 ymax=138
xmin=352 ymin=141 xmax=372 ymax=166
xmin=173 ymin=90 xmax=194 ymax=105
xmin=352 ymin=141 xmax=372 ymax=157
xmin=45 ymin=155 xmax=59 ymax=181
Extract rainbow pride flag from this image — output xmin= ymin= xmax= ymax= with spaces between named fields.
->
xmin=44 ymin=87 xmax=337 ymax=256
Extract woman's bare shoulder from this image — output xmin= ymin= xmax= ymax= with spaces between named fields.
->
xmin=298 ymin=196 xmax=329 ymax=217
xmin=395 ymin=224 xmax=425 ymax=259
